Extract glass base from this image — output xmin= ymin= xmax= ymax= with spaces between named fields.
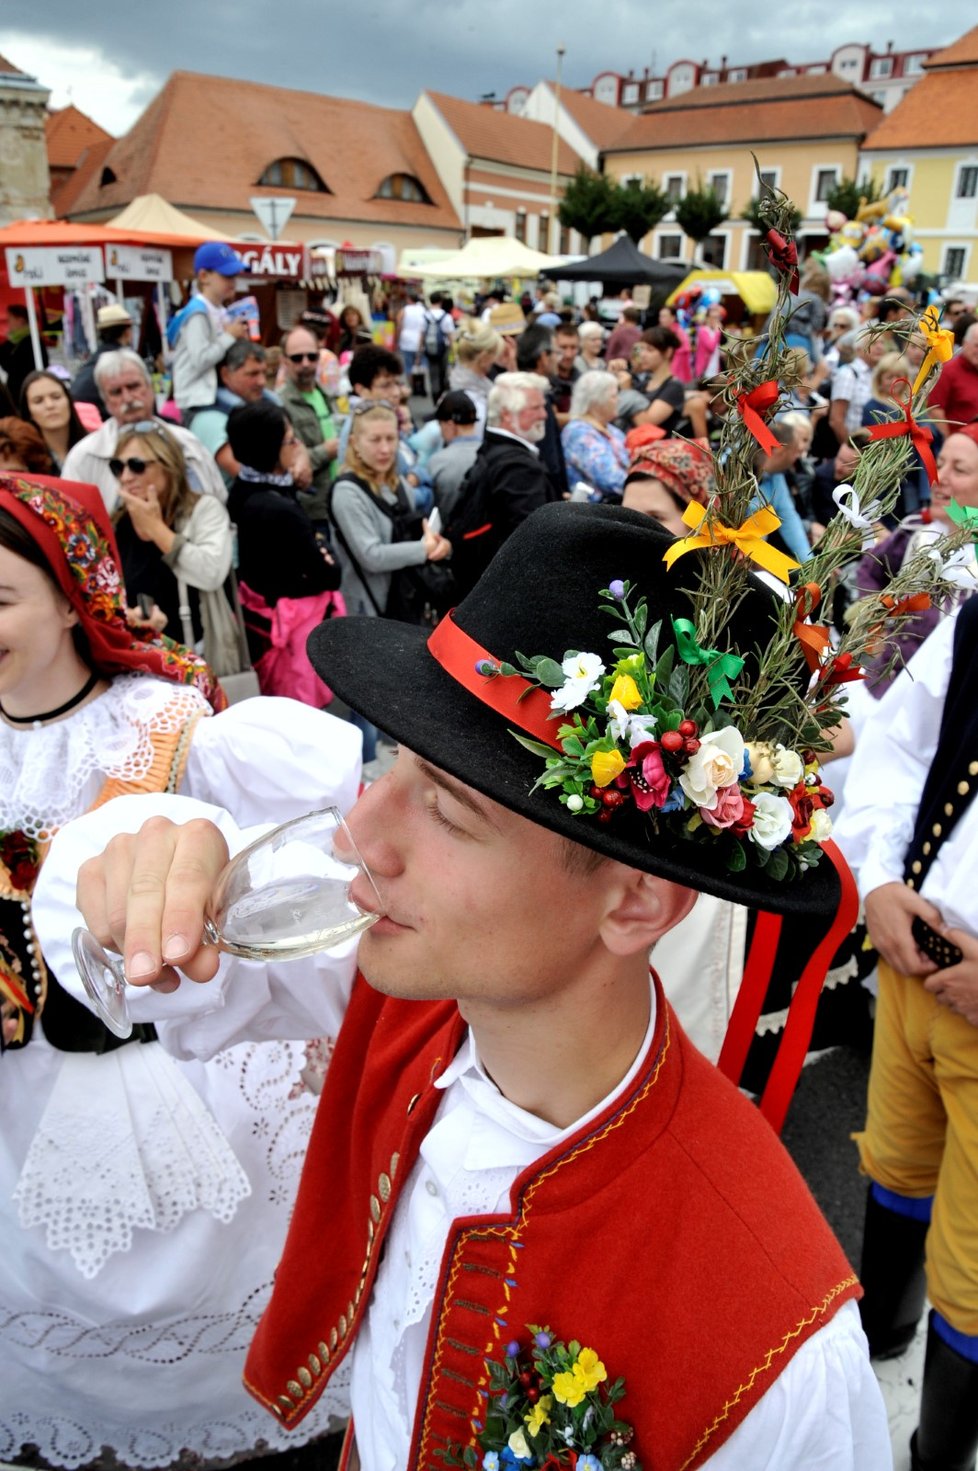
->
xmin=71 ymin=928 xmax=133 ymax=1039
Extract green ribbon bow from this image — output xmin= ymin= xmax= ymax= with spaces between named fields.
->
xmin=672 ymin=618 xmax=745 ymax=708
xmin=947 ymin=498 xmax=978 ymax=537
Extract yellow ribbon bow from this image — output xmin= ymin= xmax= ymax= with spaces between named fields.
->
xmin=912 ymin=306 xmax=955 ymax=395
xmin=662 ymin=500 xmax=801 ymax=584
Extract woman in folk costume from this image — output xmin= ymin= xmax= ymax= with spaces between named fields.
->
xmin=0 ymin=473 xmax=360 ymax=1467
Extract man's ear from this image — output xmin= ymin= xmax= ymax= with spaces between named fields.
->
xmin=599 ymin=870 xmax=697 ymax=957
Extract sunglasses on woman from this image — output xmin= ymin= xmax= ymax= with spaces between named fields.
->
xmin=109 ymin=455 xmax=161 ymax=477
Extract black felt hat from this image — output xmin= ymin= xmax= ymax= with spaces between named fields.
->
xmin=308 ymin=501 xmax=840 ymax=918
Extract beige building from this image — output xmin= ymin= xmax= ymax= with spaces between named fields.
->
xmin=0 ymin=53 xmax=52 ymax=225
xmin=600 ymin=75 xmax=883 ymax=270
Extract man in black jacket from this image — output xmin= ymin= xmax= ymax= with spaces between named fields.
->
xmin=446 ymin=371 xmax=561 ymax=598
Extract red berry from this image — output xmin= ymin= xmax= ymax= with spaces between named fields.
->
xmin=589 ymin=784 xmax=604 ymax=800
xmin=526 ymin=1386 xmax=540 ymax=1404
xmin=678 ymin=719 xmax=698 ymax=737
xmin=660 ymin=729 xmax=683 ymax=754
xmin=684 ymin=738 xmax=700 ymax=755
xmin=604 ymin=789 xmax=627 ymax=809
xmin=597 ymin=809 xmax=613 ymax=824
xmin=518 ymin=1370 xmax=534 ymax=1387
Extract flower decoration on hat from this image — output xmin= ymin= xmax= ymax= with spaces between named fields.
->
xmin=470 ymin=168 xmax=971 ymax=884
xmin=441 ymin=1327 xmax=640 ymax=1470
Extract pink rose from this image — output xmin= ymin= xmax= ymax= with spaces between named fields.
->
xmin=699 ymin=784 xmax=747 ymax=830
xmin=627 ymin=741 xmax=672 ymax=812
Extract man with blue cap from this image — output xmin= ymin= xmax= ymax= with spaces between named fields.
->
xmin=169 ymin=242 xmax=251 ymax=424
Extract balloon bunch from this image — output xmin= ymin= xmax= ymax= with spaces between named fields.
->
xmin=815 ymin=186 xmax=926 ymax=302
xmin=672 ymin=283 xmax=725 ymax=332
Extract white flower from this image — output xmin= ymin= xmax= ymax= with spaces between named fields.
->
xmin=810 ymin=808 xmax=833 ymax=842
xmin=771 ymin=744 xmax=804 ymax=789
xmin=679 ymin=726 xmax=745 ymax=810
xmin=566 ymin=793 xmax=584 ymax=813
xmin=607 ymin=699 xmax=658 ymax=748
xmin=508 ymin=1428 xmax=532 ymax=1460
xmin=550 ymin=651 xmax=606 ymax=713
xmin=750 ymin=793 xmax=793 ymax=850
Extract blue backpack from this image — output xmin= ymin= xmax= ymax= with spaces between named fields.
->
xmin=165 ymin=294 xmax=209 ymax=350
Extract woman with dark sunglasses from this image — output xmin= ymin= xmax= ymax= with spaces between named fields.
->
xmin=110 ymin=421 xmax=233 ymax=648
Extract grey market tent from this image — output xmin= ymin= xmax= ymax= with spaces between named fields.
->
xmin=548 ymin=234 xmax=688 ymax=287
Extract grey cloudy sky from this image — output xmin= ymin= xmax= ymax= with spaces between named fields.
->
xmin=1 ymin=0 xmax=973 ymax=136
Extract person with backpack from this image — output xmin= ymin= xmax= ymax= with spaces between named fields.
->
xmin=422 ymin=292 xmax=454 ymax=399
xmin=167 ymin=243 xmax=251 ymax=425
xmin=329 ymin=401 xmax=451 ymax=761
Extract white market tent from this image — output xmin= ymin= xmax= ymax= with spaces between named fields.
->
xmin=108 ymin=194 xmax=228 ymax=241
xmin=408 ymin=235 xmax=567 ymax=280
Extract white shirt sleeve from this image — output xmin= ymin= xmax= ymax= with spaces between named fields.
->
xmin=705 ymin=1302 xmax=892 ymax=1470
xmin=833 ymin=613 xmax=957 ymax=899
xmin=31 ymin=700 xmax=364 ymax=1059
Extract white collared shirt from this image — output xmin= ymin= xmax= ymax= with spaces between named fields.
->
xmin=487 ymin=425 xmax=540 ymax=455
xmin=348 ymin=986 xmax=887 ymax=1470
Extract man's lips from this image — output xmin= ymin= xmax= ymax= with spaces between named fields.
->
xmin=349 ymin=878 xmax=411 ymax=930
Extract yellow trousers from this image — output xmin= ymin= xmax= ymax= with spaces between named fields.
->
xmin=855 ymin=959 xmax=978 ymax=1335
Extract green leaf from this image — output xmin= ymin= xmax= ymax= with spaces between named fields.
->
xmin=607 ymin=628 xmax=636 ymax=645
xmin=644 ymin=618 xmax=663 ymax=665
xmin=635 ymin=601 xmax=648 ymax=636
xmin=532 ymin=656 xmax=568 ymax=689
xmin=655 ymin=644 xmax=675 ymax=685
xmin=509 ymin=730 xmax=559 ymax=760
xmin=766 ymin=846 xmax=790 ymax=881
xmin=726 ymin=843 xmax=748 ymax=873
xmin=667 ymin=666 xmax=689 ymax=707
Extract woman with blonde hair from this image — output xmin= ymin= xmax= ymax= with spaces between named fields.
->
xmin=329 ymin=400 xmax=451 ymax=759
xmin=110 ymin=420 xmax=233 ymax=651
xmin=447 ymin=321 xmax=503 ymax=435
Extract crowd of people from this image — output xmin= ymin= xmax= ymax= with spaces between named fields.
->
xmin=2 ymin=230 xmax=978 ymax=1471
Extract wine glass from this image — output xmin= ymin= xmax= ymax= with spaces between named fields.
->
xmin=71 ymin=806 xmax=382 ymax=1040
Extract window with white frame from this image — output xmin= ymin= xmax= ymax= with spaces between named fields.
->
xmin=944 ymin=246 xmax=967 ymax=280
xmin=664 ymin=174 xmax=685 ymax=203
xmin=538 ymin=213 xmax=550 ymax=251
xmin=657 ymin=233 xmax=683 ymax=259
xmin=514 ymin=210 xmax=527 ymax=244
xmin=870 ymin=57 xmax=893 ymax=79
xmin=700 ymin=234 xmax=727 ymax=268
xmin=886 ymin=166 xmax=910 ymax=191
xmin=701 ymin=72 xmax=718 ymax=86
xmin=707 ymin=171 xmax=731 ymax=207
xmin=814 ymin=167 xmax=840 ymax=202
xmin=957 ymin=166 xmax=978 ymax=199
xmin=759 ymin=169 xmax=780 ymax=192
xmin=623 ymin=83 xmax=639 ymax=104
xmin=904 ymin=54 xmax=925 ymax=75
xmin=646 ymin=79 xmax=664 ymax=100
xmin=728 ymin=67 xmax=747 ymax=82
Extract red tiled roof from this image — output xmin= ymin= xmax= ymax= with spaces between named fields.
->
xmin=51 ymin=137 xmax=116 ymax=217
xmin=425 ymin=91 xmax=581 ymax=174
xmin=65 ymin=72 xmax=461 ymax=232
xmin=863 ymin=69 xmax=978 ymax=150
xmin=0 ymin=53 xmax=26 ymax=76
xmin=46 ymin=105 xmax=113 ymax=169
xmin=924 ymin=25 xmax=978 ymax=69
xmin=604 ymin=74 xmax=882 ymax=151
xmin=553 ymin=88 xmax=635 ymax=149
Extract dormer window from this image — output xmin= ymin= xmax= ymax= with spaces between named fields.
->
xmin=375 ymin=173 xmax=431 ymax=204
xmin=99 ymin=166 xmax=117 ymax=187
xmin=258 ymin=158 xmax=329 ymax=192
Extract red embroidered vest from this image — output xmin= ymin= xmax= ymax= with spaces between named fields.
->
xmin=244 ymin=973 xmax=859 ymax=1470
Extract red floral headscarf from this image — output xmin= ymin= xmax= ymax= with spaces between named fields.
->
xmin=624 ymin=438 xmax=714 ymax=508
xmin=0 ymin=473 xmax=226 ymax=711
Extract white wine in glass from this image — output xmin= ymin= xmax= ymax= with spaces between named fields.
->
xmin=72 ymin=807 xmax=381 ymax=1039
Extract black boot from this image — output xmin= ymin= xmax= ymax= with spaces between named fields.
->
xmin=858 ymin=1186 xmax=928 ymax=1359
xmin=910 ymin=1318 xmax=978 ymax=1471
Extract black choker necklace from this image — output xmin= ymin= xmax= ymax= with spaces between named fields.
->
xmin=0 ymin=672 xmax=100 ymax=726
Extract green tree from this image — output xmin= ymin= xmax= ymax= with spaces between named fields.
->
xmin=558 ymin=164 xmax=619 ymax=242
xmin=674 ymin=185 xmax=728 ymax=257
xmin=824 ymin=175 xmax=885 ymax=220
xmin=741 ymin=194 xmax=802 ymax=234
xmin=612 ymin=177 xmax=671 ymax=244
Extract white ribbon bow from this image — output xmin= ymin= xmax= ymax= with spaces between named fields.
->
xmin=832 ymin=483 xmax=884 ymax=546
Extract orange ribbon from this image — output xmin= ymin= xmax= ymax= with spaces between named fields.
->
xmin=912 ymin=307 xmax=954 ymax=395
xmin=817 ymin=650 xmax=863 ymax=688
xmin=792 ymin=581 xmax=831 ymax=675
xmin=882 ymin=592 xmax=932 ymax=617
xmin=662 ymin=500 xmax=800 ymax=584
xmin=736 ymin=380 xmax=781 ymax=455
xmin=865 ymin=377 xmax=938 ymax=485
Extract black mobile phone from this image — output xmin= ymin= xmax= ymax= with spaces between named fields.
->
xmin=911 ymin=915 xmax=964 ymax=971
xmin=137 ymin=593 xmax=154 ymax=619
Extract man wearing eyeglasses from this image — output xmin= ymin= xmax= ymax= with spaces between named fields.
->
xmin=277 ymin=325 xmax=340 ymax=527
xmin=61 ymin=348 xmax=226 ymax=515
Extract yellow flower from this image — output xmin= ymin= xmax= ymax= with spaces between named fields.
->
xmin=575 ymin=1347 xmax=607 ymax=1393
xmin=552 ymin=1369 xmax=586 ymax=1407
xmin=609 ymin=673 xmax=642 ymax=711
xmin=524 ymin=1394 xmax=553 ymax=1437
xmin=591 ymin=747 xmax=626 ymax=788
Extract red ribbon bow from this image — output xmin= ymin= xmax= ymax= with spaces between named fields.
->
xmin=864 ymin=377 xmax=938 ymax=485
xmin=764 ymin=228 xmax=800 ymax=294
xmin=792 ymin=582 xmax=831 ymax=675
xmin=736 ymin=380 xmax=781 ymax=455
xmin=818 ymin=650 xmax=863 ymax=688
